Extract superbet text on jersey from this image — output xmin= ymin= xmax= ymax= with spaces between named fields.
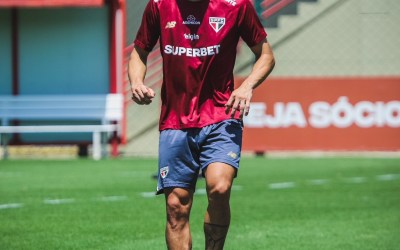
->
xmin=134 ymin=0 xmax=267 ymax=130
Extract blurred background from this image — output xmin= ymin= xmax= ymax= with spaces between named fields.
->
xmin=1 ymin=2 xmax=399 ymax=249
xmin=124 ymin=0 xmax=400 ymax=156
xmin=0 ymin=0 xmax=399 ymax=158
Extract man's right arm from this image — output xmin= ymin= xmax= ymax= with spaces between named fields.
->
xmin=128 ymin=45 xmax=155 ymax=105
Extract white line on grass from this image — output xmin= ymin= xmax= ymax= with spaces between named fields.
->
xmin=141 ymin=185 xmax=243 ymax=198
xmin=343 ymin=177 xmax=367 ymax=184
xmin=269 ymin=182 xmax=295 ymax=189
xmin=308 ymin=179 xmax=329 ymax=185
xmin=195 ymin=186 xmax=243 ymax=195
xmin=376 ymin=174 xmax=400 ymax=181
xmin=0 ymin=203 xmax=23 ymax=210
xmin=231 ymin=185 xmax=243 ymax=191
xmin=43 ymin=198 xmax=75 ymax=205
xmin=195 ymin=185 xmax=243 ymax=195
xmin=98 ymin=196 xmax=128 ymax=202
xmin=140 ymin=192 xmax=156 ymax=198
xmin=195 ymin=188 xmax=207 ymax=195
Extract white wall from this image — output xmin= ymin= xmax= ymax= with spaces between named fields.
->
xmin=270 ymin=0 xmax=400 ymax=76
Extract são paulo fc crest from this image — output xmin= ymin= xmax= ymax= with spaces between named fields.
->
xmin=160 ymin=166 xmax=169 ymax=179
xmin=209 ymin=17 xmax=225 ymax=33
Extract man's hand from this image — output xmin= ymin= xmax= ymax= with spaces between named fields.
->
xmin=131 ymin=84 xmax=155 ymax=105
xmin=225 ymin=84 xmax=253 ymax=119
xmin=225 ymin=39 xmax=275 ymax=119
xmin=128 ymin=45 xmax=154 ymax=105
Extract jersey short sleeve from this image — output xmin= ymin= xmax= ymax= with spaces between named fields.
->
xmin=238 ymin=1 xmax=267 ymax=48
xmin=134 ymin=0 xmax=160 ymax=52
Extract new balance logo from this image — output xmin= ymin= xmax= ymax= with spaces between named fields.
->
xmin=165 ymin=21 xmax=176 ymax=29
xmin=227 ymin=151 xmax=238 ymax=159
xmin=225 ymin=0 xmax=236 ymax=6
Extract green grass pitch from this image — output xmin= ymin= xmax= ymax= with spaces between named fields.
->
xmin=1 ymin=157 xmax=399 ymax=250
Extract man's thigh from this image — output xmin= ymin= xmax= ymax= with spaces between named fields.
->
xmin=204 ymin=162 xmax=236 ymax=190
xmin=157 ymin=129 xmax=201 ymax=194
xmin=200 ymin=119 xmax=243 ymax=175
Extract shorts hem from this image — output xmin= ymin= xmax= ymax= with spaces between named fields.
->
xmin=156 ymin=183 xmax=195 ymax=195
xmin=202 ymin=159 xmax=239 ymax=170
xmin=201 ymin=159 xmax=240 ymax=177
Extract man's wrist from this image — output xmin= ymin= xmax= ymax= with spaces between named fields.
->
xmin=241 ymin=79 xmax=257 ymax=90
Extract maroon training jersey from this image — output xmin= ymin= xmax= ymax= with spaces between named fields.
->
xmin=134 ymin=0 xmax=267 ymax=130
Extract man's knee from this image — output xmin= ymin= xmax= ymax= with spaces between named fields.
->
xmin=167 ymin=193 xmax=191 ymax=217
xmin=165 ymin=188 xmax=193 ymax=228
xmin=205 ymin=163 xmax=236 ymax=202
xmin=207 ymin=180 xmax=232 ymax=203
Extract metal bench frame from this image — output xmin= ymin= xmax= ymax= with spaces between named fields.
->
xmin=0 ymin=94 xmax=123 ymax=160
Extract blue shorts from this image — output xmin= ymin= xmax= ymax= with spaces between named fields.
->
xmin=157 ymin=119 xmax=243 ymax=194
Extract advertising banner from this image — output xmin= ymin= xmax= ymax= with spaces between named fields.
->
xmin=237 ymin=77 xmax=400 ymax=151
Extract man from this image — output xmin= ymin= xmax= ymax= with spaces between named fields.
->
xmin=129 ymin=0 xmax=275 ymax=249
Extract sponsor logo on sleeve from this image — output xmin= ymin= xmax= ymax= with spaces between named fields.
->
xmin=209 ymin=17 xmax=226 ymax=33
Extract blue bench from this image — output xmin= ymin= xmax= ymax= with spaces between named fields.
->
xmin=0 ymin=94 xmax=123 ymax=160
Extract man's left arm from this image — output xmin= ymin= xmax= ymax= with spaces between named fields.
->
xmin=225 ymin=39 xmax=275 ymax=118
